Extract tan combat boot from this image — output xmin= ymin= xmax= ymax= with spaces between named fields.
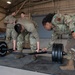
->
xmin=16 ymin=50 xmax=25 ymax=59
xmin=60 ymin=59 xmax=74 ymax=70
xmin=25 ymin=43 xmax=30 ymax=48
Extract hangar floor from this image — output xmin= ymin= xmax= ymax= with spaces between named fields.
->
xmin=0 ymin=39 xmax=75 ymax=75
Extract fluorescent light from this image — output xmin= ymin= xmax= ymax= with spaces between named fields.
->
xmin=7 ymin=1 xmax=11 ymax=4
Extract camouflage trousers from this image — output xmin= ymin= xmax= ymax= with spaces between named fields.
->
xmin=6 ymin=28 xmax=17 ymax=49
xmin=65 ymin=38 xmax=75 ymax=60
xmin=17 ymin=33 xmax=37 ymax=52
xmin=6 ymin=28 xmax=14 ymax=41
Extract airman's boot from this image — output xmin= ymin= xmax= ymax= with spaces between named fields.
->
xmin=16 ymin=50 xmax=25 ymax=59
xmin=60 ymin=59 xmax=74 ymax=70
xmin=25 ymin=43 xmax=30 ymax=48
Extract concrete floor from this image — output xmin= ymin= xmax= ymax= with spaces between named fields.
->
xmin=0 ymin=66 xmax=49 ymax=75
xmin=0 ymin=39 xmax=75 ymax=75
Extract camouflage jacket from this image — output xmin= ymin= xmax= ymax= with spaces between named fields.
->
xmin=17 ymin=18 xmax=39 ymax=41
xmin=4 ymin=15 xmax=16 ymax=29
xmin=47 ymin=14 xmax=75 ymax=49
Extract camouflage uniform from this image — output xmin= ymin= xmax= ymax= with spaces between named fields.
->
xmin=16 ymin=18 xmax=39 ymax=52
xmin=47 ymin=14 xmax=75 ymax=60
xmin=4 ymin=15 xmax=17 ymax=41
